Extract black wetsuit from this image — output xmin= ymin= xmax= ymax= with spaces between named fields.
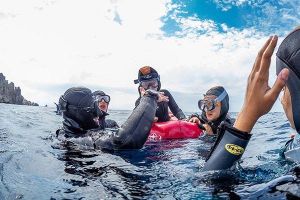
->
xmin=56 ymin=95 xmax=156 ymax=151
xmin=135 ymin=89 xmax=185 ymax=122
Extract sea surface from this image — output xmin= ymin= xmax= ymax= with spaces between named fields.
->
xmin=0 ymin=103 xmax=299 ymax=199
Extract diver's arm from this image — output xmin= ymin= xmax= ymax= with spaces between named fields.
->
xmin=203 ymin=36 xmax=289 ymax=170
xmin=95 ymin=91 xmax=157 ymax=150
xmin=203 ymin=124 xmax=251 ymax=170
xmin=134 ymin=97 xmax=141 ymax=108
xmin=234 ymin=36 xmax=288 ymax=133
xmin=112 ymin=93 xmax=157 ymax=149
xmin=160 ymin=89 xmax=186 ymax=120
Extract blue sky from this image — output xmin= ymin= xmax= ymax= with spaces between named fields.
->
xmin=162 ymin=0 xmax=299 ymax=36
xmin=0 ymin=0 xmax=299 ymax=112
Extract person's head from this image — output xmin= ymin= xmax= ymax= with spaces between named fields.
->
xmin=276 ymin=27 xmax=300 ymax=132
xmin=59 ymin=87 xmax=103 ymax=130
xmin=134 ymin=66 xmax=161 ymax=92
xmin=92 ymin=90 xmax=110 ymax=113
xmin=199 ymin=86 xmax=229 ymax=122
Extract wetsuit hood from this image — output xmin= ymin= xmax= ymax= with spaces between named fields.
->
xmin=92 ymin=90 xmax=107 ymax=97
xmin=59 ymin=87 xmax=103 ymax=131
xmin=201 ymin=86 xmax=229 ymax=133
xmin=276 ymin=29 xmax=300 ymax=133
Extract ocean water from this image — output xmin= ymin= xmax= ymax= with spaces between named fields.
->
xmin=0 ymin=103 xmax=298 ymax=199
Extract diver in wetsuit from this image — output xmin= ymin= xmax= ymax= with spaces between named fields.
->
xmin=189 ymin=86 xmax=233 ymax=135
xmin=92 ymin=90 xmax=119 ymax=129
xmin=134 ymin=66 xmax=186 ymax=122
xmin=276 ymin=28 xmax=300 ymax=163
xmin=203 ymin=35 xmax=289 ymax=170
xmin=56 ymin=87 xmax=162 ymax=151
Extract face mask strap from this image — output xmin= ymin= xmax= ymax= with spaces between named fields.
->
xmin=215 ymin=90 xmax=228 ymax=102
xmin=60 ymin=96 xmax=103 ymax=118
xmin=134 ymin=73 xmax=160 ymax=84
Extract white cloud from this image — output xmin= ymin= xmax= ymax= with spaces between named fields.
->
xmin=0 ymin=0 xmax=286 ymax=113
xmin=213 ymin=0 xmax=248 ymax=11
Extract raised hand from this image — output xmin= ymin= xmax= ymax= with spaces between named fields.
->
xmin=234 ymin=36 xmax=289 ymax=132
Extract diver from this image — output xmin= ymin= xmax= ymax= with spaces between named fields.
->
xmin=188 ymin=86 xmax=233 ymax=135
xmin=92 ymin=90 xmax=119 ymax=129
xmin=134 ymin=66 xmax=186 ymax=122
xmin=203 ymin=34 xmax=289 ymax=170
xmin=276 ymin=28 xmax=300 ymax=163
xmin=56 ymin=86 xmax=165 ymax=151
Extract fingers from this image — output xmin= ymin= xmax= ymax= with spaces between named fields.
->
xmin=189 ymin=117 xmax=199 ymax=124
xmin=139 ymin=87 xmax=146 ymax=96
xmin=250 ymin=36 xmax=273 ymax=76
xmin=266 ymin=68 xmax=289 ymax=103
xmin=158 ymin=94 xmax=169 ymax=102
xmin=164 ymin=96 xmax=169 ymax=102
xmin=259 ymin=36 xmax=278 ymax=75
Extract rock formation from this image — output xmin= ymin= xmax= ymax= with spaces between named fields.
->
xmin=0 ymin=73 xmax=39 ymax=106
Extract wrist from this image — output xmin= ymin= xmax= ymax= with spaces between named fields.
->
xmin=233 ymin=110 xmax=257 ymax=133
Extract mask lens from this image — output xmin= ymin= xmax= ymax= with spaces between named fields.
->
xmin=198 ymin=100 xmax=205 ymax=110
xmin=141 ymin=79 xmax=158 ymax=90
xmin=198 ymin=99 xmax=215 ymax=111
xmin=95 ymin=95 xmax=110 ymax=103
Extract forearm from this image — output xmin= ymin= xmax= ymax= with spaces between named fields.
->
xmin=111 ymin=95 xmax=157 ymax=149
xmin=175 ymin=110 xmax=186 ymax=120
xmin=203 ymin=124 xmax=251 ymax=171
xmin=164 ymin=90 xmax=185 ymax=119
xmin=233 ymin=108 xmax=258 ymax=133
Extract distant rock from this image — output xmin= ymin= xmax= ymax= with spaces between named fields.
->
xmin=0 ymin=73 xmax=39 ymax=106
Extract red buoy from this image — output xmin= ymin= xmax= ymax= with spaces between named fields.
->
xmin=147 ymin=120 xmax=203 ymax=142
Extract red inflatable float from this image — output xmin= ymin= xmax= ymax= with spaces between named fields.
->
xmin=147 ymin=120 xmax=203 ymax=142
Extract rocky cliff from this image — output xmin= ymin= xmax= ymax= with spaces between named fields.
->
xmin=0 ymin=73 xmax=39 ymax=106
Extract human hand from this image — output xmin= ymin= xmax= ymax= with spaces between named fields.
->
xmin=143 ymin=88 xmax=169 ymax=102
xmin=234 ymin=36 xmax=289 ymax=132
xmin=157 ymin=92 xmax=169 ymax=103
xmin=139 ymin=87 xmax=146 ymax=96
xmin=154 ymin=117 xmax=158 ymax=122
xmin=189 ymin=117 xmax=200 ymax=124
xmin=203 ymin=124 xmax=214 ymax=135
